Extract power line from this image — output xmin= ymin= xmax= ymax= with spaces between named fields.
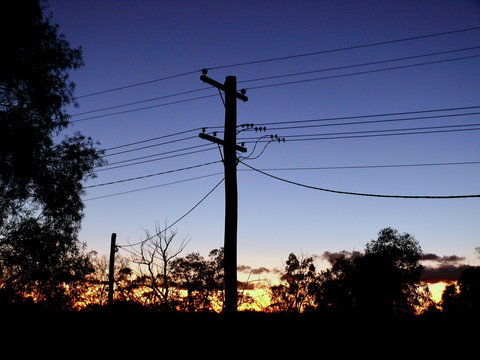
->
xmin=241 ymin=127 xmax=480 ymax=144
xmin=240 ymin=161 xmax=480 ymax=172
xmin=238 ymin=45 xmax=480 ymax=84
xmin=242 ymin=112 xmax=480 ymax=135
xmin=86 ymin=160 xmax=480 ymax=200
xmin=239 ymin=123 xmax=480 ymax=142
xmin=84 ymin=160 xmax=222 ymax=189
xmin=70 ymin=93 xmax=218 ymax=123
xmin=69 ymin=46 xmax=480 ymax=123
xmin=97 ymin=105 xmax=480 ymax=155
xmin=75 ymin=70 xmax=201 ymax=99
xmin=85 ymin=172 xmax=224 ymax=201
xmin=117 ymin=176 xmax=225 ymax=248
xmin=72 ymin=87 xmax=211 ymax=117
xmin=90 ymin=106 xmax=480 ymax=167
xmin=103 ymin=127 xmax=204 ymax=151
xmin=104 ymin=135 xmax=198 ymax=157
xmin=104 ymin=143 xmax=212 ymax=160
xmin=73 ymin=26 xmax=479 ymax=100
xmin=96 ymin=146 xmax=217 ymax=172
xmin=98 ymin=145 xmax=215 ymax=168
xmin=245 ymin=54 xmax=480 ymax=91
xmin=208 ymin=26 xmax=480 ymax=71
xmin=69 ymin=54 xmax=479 ymax=124
xmin=239 ymin=161 xmax=480 ymax=199
xmin=255 ymin=105 xmax=480 ymax=127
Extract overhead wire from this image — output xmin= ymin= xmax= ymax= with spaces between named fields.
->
xmin=116 ymin=176 xmax=225 ymax=248
xmin=255 ymin=105 xmax=480 ymax=127
xmin=84 ymin=160 xmax=480 ymax=201
xmin=97 ymin=105 xmax=480 ymax=153
xmin=238 ymin=45 xmax=480 ymax=84
xmin=70 ymin=93 xmax=218 ymax=123
xmin=103 ymin=127 xmax=205 ymax=151
xmin=69 ymin=46 xmax=480 ymax=123
xmin=240 ymin=127 xmax=480 ymax=144
xmin=73 ymin=26 xmax=480 ymax=100
xmin=239 ymin=123 xmax=480 ymax=143
xmin=207 ymin=26 xmax=480 ymax=71
xmin=103 ymin=135 xmax=199 ymax=157
xmin=84 ymin=160 xmax=222 ymax=189
xmin=96 ymin=146 xmax=217 ymax=172
xmin=239 ymin=160 xmax=480 ymax=199
xmin=84 ymin=172 xmax=224 ymax=201
xmin=74 ymin=70 xmax=201 ymax=99
xmin=244 ymin=54 xmax=480 ymax=91
xmin=239 ymin=161 xmax=480 ymax=172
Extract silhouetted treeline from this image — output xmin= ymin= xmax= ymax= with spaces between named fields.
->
xmin=1 ymin=227 xmax=479 ymax=323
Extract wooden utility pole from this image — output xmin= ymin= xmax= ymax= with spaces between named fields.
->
xmin=199 ymin=70 xmax=248 ymax=313
xmin=108 ymin=232 xmax=117 ymax=306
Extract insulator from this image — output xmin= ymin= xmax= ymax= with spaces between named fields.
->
xmin=202 ymin=68 xmax=208 ymax=75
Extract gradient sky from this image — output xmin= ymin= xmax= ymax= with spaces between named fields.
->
xmin=47 ymin=0 xmax=480 ymax=287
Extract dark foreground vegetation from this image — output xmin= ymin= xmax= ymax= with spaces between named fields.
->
xmin=1 ymin=227 xmax=479 ymax=327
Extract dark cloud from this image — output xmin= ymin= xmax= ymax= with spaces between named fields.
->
xmin=320 ymin=250 xmax=362 ymax=264
xmin=421 ymin=264 xmax=469 ymax=283
xmin=237 ymin=265 xmax=252 ymax=273
xmin=421 ymin=253 xmax=466 ymax=263
xmin=237 ymin=265 xmax=271 ymax=275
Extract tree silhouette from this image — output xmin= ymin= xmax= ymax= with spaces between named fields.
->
xmin=171 ymin=249 xmax=224 ymax=312
xmin=315 ymin=228 xmax=431 ymax=318
xmin=440 ymin=266 xmax=480 ymax=317
xmin=130 ymin=226 xmax=188 ymax=310
xmin=0 ymin=1 xmax=103 ymax=307
xmin=268 ymin=253 xmax=317 ymax=313
xmin=0 ymin=218 xmax=95 ymax=309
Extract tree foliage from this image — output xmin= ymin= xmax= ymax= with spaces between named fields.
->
xmin=171 ymin=249 xmax=225 ymax=312
xmin=268 ymin=253 xmax=317 ymax=313
xmin=440 ymin=266 xmax=480 ymax=317
xmin=313 ymin=228 xmax=431 ymax=317
xmin=0 ymin=0 xmax=103 ymax=307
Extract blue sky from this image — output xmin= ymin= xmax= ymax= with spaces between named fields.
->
xmin=48 ymin=0 xmax=480 ymax=280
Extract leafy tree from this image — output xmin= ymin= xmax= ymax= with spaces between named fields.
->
xmin=0 ymin=1 xmax=103 ymax=307
xmin=440 ymin=266 xmax=480 ymax=317
xmin=316 ymin=228 xmax=430 ymax=318
xmin=171 ymin=248 xmax=225 ymax=312
xmin=0 ymin=218 xmax=95 ymax=309
xmin=268 ymin=253 xmax=318 ymax=313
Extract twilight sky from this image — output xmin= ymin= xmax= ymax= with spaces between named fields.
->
xmin=47 ymin=0 xmax=480 ymax=288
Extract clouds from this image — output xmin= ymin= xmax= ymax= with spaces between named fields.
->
xmin=314 ymin=250 xmax=471 ymax=284
xmin=238 ymin=248 xmax=473 ymax=289
xmin=237 ymin=265 xmax=273 ymax=275
xmin=319 ymin=250 xmax=362 ymax=265
xmin=420 ymin=253 xmax=469 ymax=283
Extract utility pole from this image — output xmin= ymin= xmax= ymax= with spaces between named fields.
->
xmin=108 ymin=232 xmax=117 ymax=307
xmin=199 ymin=70 xmax=248 ymax=313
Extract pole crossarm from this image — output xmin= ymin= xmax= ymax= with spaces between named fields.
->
xmin=199 ymin=132 xmax=248 ymax=152
xmin=201 ymin=70 xmax=248 ymax=102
